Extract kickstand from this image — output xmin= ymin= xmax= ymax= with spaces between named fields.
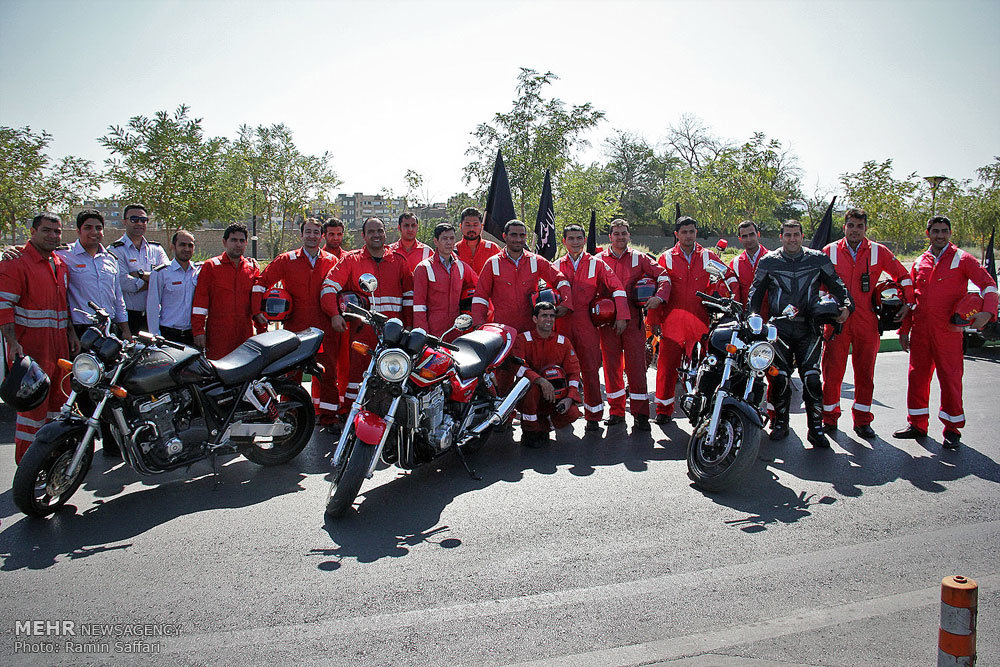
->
xmin=211 ymin=451 xmax=221 ymax=486
xmin=454 ymin=444 xmax=481 ymax=481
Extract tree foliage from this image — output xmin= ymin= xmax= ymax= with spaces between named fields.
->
xmin=839 ymin=159 xmax=921 ymax=250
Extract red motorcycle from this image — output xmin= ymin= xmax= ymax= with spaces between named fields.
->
xmin=325 ymin=274 xmax=531 ymax=518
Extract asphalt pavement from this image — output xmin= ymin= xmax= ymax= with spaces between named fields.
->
xmin=0 ymin=349 xmax=998 ymax=666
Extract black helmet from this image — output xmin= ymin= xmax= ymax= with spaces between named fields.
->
xmin=810 ymin=295 xmax=842 ymax=326
xmin=1 ymin=355 xmax=50 ymax=412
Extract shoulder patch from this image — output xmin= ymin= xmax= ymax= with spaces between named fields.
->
xmin=110 ymin=240 xmax=125 ymax=248
xmin=148 ymin=240 xmax=162 ymax=246
xmin=153 ymin=263 xmax=170 ymax=272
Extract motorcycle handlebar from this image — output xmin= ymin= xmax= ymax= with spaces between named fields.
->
xmin=696 ymin=291 xmax=723 ymax=304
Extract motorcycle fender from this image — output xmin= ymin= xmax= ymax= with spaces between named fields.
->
xmin=33 ymin=415 xmax=89 ymax=446
xmin=353 ymin=409 xmax=388 ymax=446
xmin=721 ymin=396 xmax=764 ymax=429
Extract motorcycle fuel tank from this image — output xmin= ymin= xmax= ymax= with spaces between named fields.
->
xmin=122 ymin=345 xmax=202 ymax=394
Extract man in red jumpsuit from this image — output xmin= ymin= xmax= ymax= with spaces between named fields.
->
xmin=820 ymin=208 xmax=914 ymax=439
xmin=413 ymin=223 xmax=478 ymax=339
xmin=389 ymin=213 xmax=433 ymax=273
xmin=322 ymin=218 xmax=350 ymax=405
xmin=729 ymin=220 xmax=769 ymax=308
xmin=649 ymin=217 xmax=738 ymax=425
xmin=323 ymin=218 xmax=348 ymax=260
xmin=455 ymin=207 xmax=501 ymax=276
xmin=894 ymin=215 xmax=998 ymax=448
xmin=597 ymin=219 xmax=670 ymax=431
xmin=0 ymin=213 xmax=73 ymax=463
xmin=512 ymin=301 xmax=583 ymax=447
xmin=256 ymin=218 xmax=341 ymax=425
xmin=556 ymin=224 xmax=629 ymax=430
xmin=191 ymin=223 xmax=266 ymax=360
xmin=321 ymin=217 xmax=413 ymax=412
xmin=470 ymin=220 xmax=571 ymax=333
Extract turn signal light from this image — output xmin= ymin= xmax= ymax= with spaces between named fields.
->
xmin=57 ymin=359 xmax=73 ymax=372
xmin=110 ymin=385 xmax=128 ymax=399
xmin=351 ymin=342 xmax=372 ymax=356
xmin=725 ymin=344 xmax=738 ymax=354
xmin=417 ymin=368 xmax=437 ymax=380
xmin=767 ymin=366 xmax=779 ymax=376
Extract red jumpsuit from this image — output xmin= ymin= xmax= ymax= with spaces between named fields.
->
xmin=821 ymin=238 xmax=913 ymax=428
xmin=598 ymin=248 xmax=671 ymax=417
xmin=322 ymin=244 xmax=350 ymax=400
xmin=512 ymin=329 xmax=582 ymax=433
xmin=257 ymin=248 xmax=341 ymax=420
xmin=649 ymin=244 xmax=736 ymax=417
xmin=900 ymin=243 xmax=998 ymax=435
xmin=388 ymin=239 xmax=434 ymax=273
xmin=412 ymin=254 xmax=478 ymax=338
xmin=320 ymin=248 xmax=413 ymax=410
xmin=0 ymin=243 xmax=71 ymax=463
xmin=456 ymin=237 xmax=502 ymax=276
xmin=471 ymin=249 xmax=571 ymax=333
xmin=555 ymin=252 xmax=629 ymax=422
xmin=729 ymin=245 xmax=769 ymax=308
xmin=191 ymin=253 xmax=263 ymax=360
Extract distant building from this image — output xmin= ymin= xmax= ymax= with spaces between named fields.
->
xmin=335 ymin=192 xmax=407 ymax=230
xmin=69 ymin=199 xmax=159 ymax=230
xmin=411 ymin=202 xmax=449 ymax=223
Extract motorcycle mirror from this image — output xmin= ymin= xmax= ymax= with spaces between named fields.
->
xmin=453 ymin=314 xmax=473 ymax=331
xmin=715 ymin=239 xmax=728 ymax=252
xmin=781 ymin=304 xmax=799 ymax=318
xmin=748 ymin=314 xmax=763 ymax=334
xmin=705 ymin=260 xmax=729 ymax=278
xmin=359 ymin=273 xmax=378 ymax=294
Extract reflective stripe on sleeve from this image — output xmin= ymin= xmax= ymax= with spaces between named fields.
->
xmin=606 ymin=389 xmax=626 ymax=399
xmin=192 ymin=307 xmax=209 ymax=315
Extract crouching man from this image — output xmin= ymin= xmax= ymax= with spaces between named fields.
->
xmin=512 ymin=301 xmax=583 ymax=448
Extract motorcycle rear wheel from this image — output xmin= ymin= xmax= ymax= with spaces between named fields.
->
xmin=13 ymin=430 xmax=93 ymax=518
xmin=686 ymin=405 xmax=760 ymax=492
xmin=238 ymin=382 xmax=314 ymax=466
xmin=325 ymin=432 xmax=376 ymax=518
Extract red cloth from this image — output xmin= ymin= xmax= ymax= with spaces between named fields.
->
xmin=257 ymin=247 xmax=341 ymax=417
xmin=901 ymin=243 xmax=998 ymax=434
xmin=650 ymin=244 xmax=736 ymax=415
xmin=388 ymin=239 xmax=433 ymax=273
xmin=412 ymin=254 xmax=478 ymax=338
xmin=324 ymin=244 xmax=347 ymax=260
xmin=596 ymin=248 xmax=671 ymax=417
xmin=0 ymin=242 xmax=71 ymax=462
xmin=512 ymin=329 xmax=582 ymax=432
xmin=191 ymin=253 xmax=263 ymax=360
xmin=729 ymin=244 xmax=769 ymax=307
xmin=456 ymin=237 xmax=502 ymax=276
xmin=820 ymin=238 xmax=913 ymax=426
xmin=471 ymin=249 xmax=571 ymax=333
xmin=554 ymin=252 xmax=630 ymax=421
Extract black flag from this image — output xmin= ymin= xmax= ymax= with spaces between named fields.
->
xmin=483 ymin=149 xmax=516 ymax=240
xmin=675 ymin=202 xmax=682 ymax=221
xmin=810 ymin=196 xmax=837 ymax=250
xmin=535 ymin=169 xmax=556 ymax=260
xmin=986 ymin=227 xmax=996 ymax=278
xmin=587 ymin=209 xmax=597 ymax=255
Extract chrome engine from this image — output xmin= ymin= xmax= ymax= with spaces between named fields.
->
xmin=418 ymin=386 xmax=455 ymax=452
xmin=132 ymin=390 xmax=194 ymax=463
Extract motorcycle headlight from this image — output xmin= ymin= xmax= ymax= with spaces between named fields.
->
xmin=376 ymin=349 xmax=411 ymax=382
xmin=72 ymin=354 xmax=104 ymax=387
xmin=746 ymin=342 xmax=775 ymax=371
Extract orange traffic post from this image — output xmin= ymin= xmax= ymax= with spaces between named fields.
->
xmin=938 ymin=575 xmax=977 ymax=666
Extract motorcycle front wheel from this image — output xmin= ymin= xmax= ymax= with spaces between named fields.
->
xmin=324 ymin=431 xmax=376 ymax=518
xmin=686 ymin=404 xmax=760 ymax=492
xmin=238 ymin=381 xmax=315 ymax=466
xmin=13 ymin=429 xmax=93 ymax=518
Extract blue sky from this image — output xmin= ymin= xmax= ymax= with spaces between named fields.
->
xmin=2 ymin=0 xmax=997 ymax=203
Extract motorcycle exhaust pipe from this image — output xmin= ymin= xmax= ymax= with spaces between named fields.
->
xmin=470 ymin=377 xmax=531 ymax=435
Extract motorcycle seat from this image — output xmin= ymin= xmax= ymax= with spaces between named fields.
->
xmin=211 ymin=329 xmax=301 ymax=385
xmin=451 ymin=330 xmax=505 ymax=380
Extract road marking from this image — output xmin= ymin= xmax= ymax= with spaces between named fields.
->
xmin=160 ymin=520 xmax=999 ymax=656
xmin=509 ymin=573 xmax=999 ymax=667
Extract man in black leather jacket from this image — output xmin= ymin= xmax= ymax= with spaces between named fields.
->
xmin=748 ymin=221 xmax=853 ymax=448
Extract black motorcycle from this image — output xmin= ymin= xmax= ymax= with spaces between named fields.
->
xmin=13 ymin=301 xmax=323 ymax=517
xmin=678 ymin=278 xmax=778 ymax=491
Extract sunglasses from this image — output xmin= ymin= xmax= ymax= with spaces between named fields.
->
xmin=128 ymin=215 xmax=149 ymax=223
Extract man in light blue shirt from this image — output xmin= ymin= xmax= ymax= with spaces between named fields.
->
xmin=147 ymin=230 xmax=199 ymax=345
xmin=109 ymin=203 xmax=169 ymax=334
xmin=56 ymin=210 xmax=131 ymax=339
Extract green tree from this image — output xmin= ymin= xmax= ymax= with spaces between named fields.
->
xmin=464 ymin=68 xmax=605 ymax=223
xmin=604 ymin=130 xmax=678 ymax=226
xmin=100 ymin=105 xmax=230 ymax=232
xmin=554 ymin=162 xmax=619 ymax=243
xmin=0 ymin=126 xmax=101 ymax=241
xmin=839 ymin=159 xmax=921 ymax=250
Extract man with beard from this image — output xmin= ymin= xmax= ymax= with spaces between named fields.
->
xmin=389 ymin=213 xmax=433 ymax=272
xmin=455 ymin=207 xmax=501 ymax=276
xmin=323 ymin=218 xmax=348 ymax=260
xmin=729 ymin=220 xmax=769 ymax=308
xmin=146 ymin=230 xmax=199 ymax=345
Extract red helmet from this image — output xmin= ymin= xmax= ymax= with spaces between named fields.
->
xmin=261 ymin=287 xmax=293 ymax=321
xmin=531 ymin=283 xmax=562 ymax=309
xmin=715 ymin=238 xmax=728 ymax=253
xmin=459 ymin=286 xmax=477 ymax=315
xmin=338 ymin=291 xmax=370 ymax=315
xmin=540 ymin=365 xmax=568 ymax=401
xmin=952 ymin=293 xmax=984 ymax=327
xmin=590 ymin=298 xmax=616 ymax=328
xmin=631 ymin=277 xmax=657 ymax=308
